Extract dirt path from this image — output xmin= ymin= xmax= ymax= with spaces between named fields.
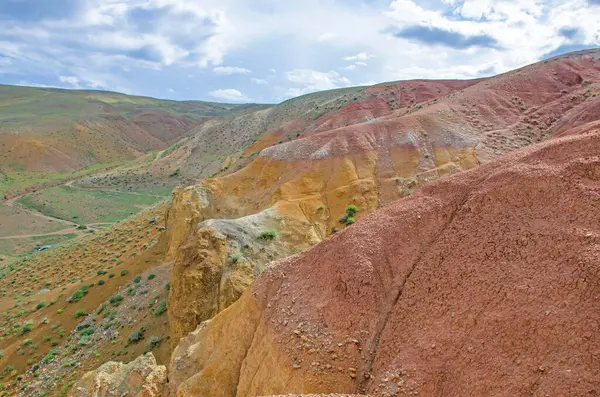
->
xmin=0 ymin=223 xmax=109 ymax=240
xmin=0 ymin=227 xmax=85 ymax=240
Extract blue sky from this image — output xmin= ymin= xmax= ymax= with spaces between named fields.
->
xmin=0 ymin=0 xmax=598 ymax=104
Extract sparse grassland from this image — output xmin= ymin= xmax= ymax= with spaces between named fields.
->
xmin=0 ymin=233 xmax=78 ymax=258
xmin=17 ymin=185 xmax=170 ymax=224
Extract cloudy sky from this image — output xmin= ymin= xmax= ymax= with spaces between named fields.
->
xmin=0 ymin=0 xmax=599 ymax=103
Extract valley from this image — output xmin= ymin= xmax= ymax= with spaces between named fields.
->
xmin=0 ymin=49 xmax=599 ymax=396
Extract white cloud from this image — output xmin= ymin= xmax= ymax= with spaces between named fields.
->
xmin=209 ymin=88 xmax=251 ymax=102
xmin=1 ymin=0 xmax=599 ymax=102
xmin=343 ymin=52 xmax=374 ymax=61
xmin=251 ymin=78 xmax=268 ymax=84
xmin=286 ymin=69 xmax=352 ymax=97
xmin=86 ymin=81 xmax=101 ymax=88
xmin=59 ymin=75 xmax=80 ymax=87
xmin=213 ymin=66 xmax=251 ymax=75
xmin=317 ymin=32 xmax=338 ymax=42
xmin=168 ymin=88 xmax=175 ymax=93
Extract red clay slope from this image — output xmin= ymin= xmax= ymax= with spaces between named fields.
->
xmin=170 ymin=120 xmax=600 ymax=397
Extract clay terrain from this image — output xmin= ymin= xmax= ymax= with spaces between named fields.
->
xmin=0 ymin=49 xmax=598 ymax=397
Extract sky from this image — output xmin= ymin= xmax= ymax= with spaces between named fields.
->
xmin=0 ymin=0 xmax=599 ymax=104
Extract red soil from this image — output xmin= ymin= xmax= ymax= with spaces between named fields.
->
xmin=201 ymin=120 xmax=600 ymax=396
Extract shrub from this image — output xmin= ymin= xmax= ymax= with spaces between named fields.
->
xmin=97 ymin=280 xmax=105 ymax=286
xmin=109 ymin=295 xmax=123 ymax=307
xmin=108 ymin=273 xmax=115 ymax=279
xmin=128 ymin=330 xmax=145 ymax=344
xmin=164 ymin=282 xmax=170 ymax=291
xmin=120 ymin=270 xmax=129 ymax=277
xmin=49 ymin=299 xmax=56 ymax=306
xmin=259 ymin=229 xmax=278 ymax=240
xmin=228 ymin=253 xmax=242 ymax=264
xmin=153 ymin=299 xmax=167 ymax=317
xmin=147 ymin=274 xmax=156 ymax=280
xmin=340 ymin=205 xmax=359 ymax=225
xmin=57 ymin=309 xmax=63 ymax=314
xmin=23 ymin=339 xmax=33 ymax=346
xmin=21 ymin=321 xmax=33 ymax=334
xmin=146 ymin=335 xmax=162 ymax=349
xmin=97 ymin=270 xmax=107 ymax=276
xmin=74 ymin=310 xmax=86 ymax=319
xmin=133 ymin=276 xmax=142 ymax=284
xmin=70 ymin=289 xmax=86 ymax=303
xmin=78 ymin=327 xmax=94 ymax=337
xmin=36 ymin=301 xmax=46 ymax=310
xmin=345 ymin=205 xmax=358 ymax=216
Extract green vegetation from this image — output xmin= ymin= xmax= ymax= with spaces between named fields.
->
xmin=339 ymin=205 xmax=359 ymax=226
xmin=146 ymin=335 xmax=162 ymax=349
xmin=0 ymin=232 xmax=77 ymax=259
xmin=128 ymin=330 xmax=145 ymax=344
xmin=74 ymin=309 xmax=86 ymax=319
xmin=228 ymin=253 xmax=242 ymax=264
xmin=109 ymin=295 xmax=124 ymax=307
xmin=153 ymin=299 xmax=167 ymax=317
xmin=120 ymin=270 xmax=129 ymax=277
xmin=133 ymin=275 xmax=142 ymax=284
xmin=148 ymin=274 xmax=156 ymax=280
xmin=17 ymin=185 xmax=169 ymax=224
xmin=70 ymin=288 xmax=87 ymax=303
xmin=259 ymin=229 xmax=278 ymax=240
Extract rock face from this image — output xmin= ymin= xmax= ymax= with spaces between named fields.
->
xmin=73 ymin=353 xmax=167 ymax=397
xmin=165 ymin=50 xmax=600 ymax=348
xmin=168 ymin=124 xmax=600 ymax=396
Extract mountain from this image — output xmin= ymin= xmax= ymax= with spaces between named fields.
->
xmin=0 ymin=84 xmax=265 ymax=196
xmin=0 ymin=49 xmax=599 ymax=396
xmin=168 ymin=114 xmax=600 ymax=397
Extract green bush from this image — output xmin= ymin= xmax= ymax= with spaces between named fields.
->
xmin=70 ymin=289 xmax=86 ymax=303
xmin=339 ymin=205 xmax=359 ymax=225
xmin=108 ymin=273 xmax=115 ymax=279
xmin=148 ymin=274 xmax=156 ymax=280
xmin=228 ymin=253 xmax=242 ymax=264
xmin=120 ymin=270 xmax=129 ymax=277
xmin=109 ymin=295 xmax=123 ymax=307
xmin=57 ymin=309 xmax=63 ymax=314
xmin=128 ymin=330 xmax=145 ymax=344
xmin=97 ymin=270 xmax=107 ymax=276
xmin=22 ymin=338 xmax=33 ymax=346
xmin=153 ymin=299 xmax=167 ymax=317
xmin=36 ymin=301 xmax=46 ymax=310
xmin=21 ymin=321 xmax=33 ymax=334
xmin=164 ymin=282 xmax=170 ymax=291
xmin=97 ymin=280 xmax=105 ymax=285
xmin=133 ymin=276 xmax=142 ymax=284
xmin=259 ymin=229 xmax=278 ymax=240
xmin=74 ymin=309 xmax=86 ymax=319
xmin=345 ymin=205 xmax=358 ymax=216
xmin=146 ymin=335 xmax=162 ymax=349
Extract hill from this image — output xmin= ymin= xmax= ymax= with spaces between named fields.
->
xmin=0 ymin=85 xmax=264 ymax=196
xmin=0 ymin=49 xmax=598 ymax=396
xmin=168 ymin=116 xmax=600 ymax=397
